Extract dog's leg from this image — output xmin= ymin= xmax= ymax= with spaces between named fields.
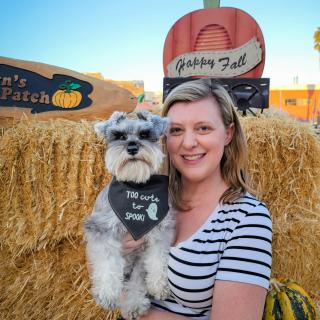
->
xmin=143 ymin=226 xmax=173 ymax=300
xmin=87 ymin=237 xmax=124 ymax=309
xmin=120 ymin=256 xmax=150 ymax=320
xmin=86 ymin=229 xmax=125 ymax=310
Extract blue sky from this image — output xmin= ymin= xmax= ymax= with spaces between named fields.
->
xmin=2 ymin=0 xmax=319 ymax=91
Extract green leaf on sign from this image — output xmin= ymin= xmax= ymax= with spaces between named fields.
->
xmin=70 ymin=83 xmax=81 ymax=90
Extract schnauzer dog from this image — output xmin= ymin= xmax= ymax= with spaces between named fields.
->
xmin=84 ymin=110 xmax=175 ymax=319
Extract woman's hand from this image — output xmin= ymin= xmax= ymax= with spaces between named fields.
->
xmin=121 ymin=232 xmax=145 ymax=255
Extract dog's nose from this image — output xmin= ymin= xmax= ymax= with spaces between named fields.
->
xmin=127 ymin=142 xmax=139 ymax=155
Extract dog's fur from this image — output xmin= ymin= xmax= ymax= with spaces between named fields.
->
xmin=84 ymin=110 xmax=175 ymax=319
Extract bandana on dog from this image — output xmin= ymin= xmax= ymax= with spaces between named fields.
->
xmin=108 ymin=175 xmax=169 ymax=240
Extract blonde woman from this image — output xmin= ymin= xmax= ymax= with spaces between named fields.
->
xmin=122 ymin=78 xmax=272 ymax=320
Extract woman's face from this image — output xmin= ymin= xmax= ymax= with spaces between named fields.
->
xmin=166 ymin=96 xmax=234 ymax=185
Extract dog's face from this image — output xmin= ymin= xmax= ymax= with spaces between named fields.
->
xmin=94 ymin=110 xmax=169 ymax=183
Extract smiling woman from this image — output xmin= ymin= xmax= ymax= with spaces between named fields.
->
xmin=137 ymin=78 xmax=273 ymax=320
xmin=163 ymin=79 xmax=250 ymax=212
xmin=166 ymin=96 xmax=234 ymax=188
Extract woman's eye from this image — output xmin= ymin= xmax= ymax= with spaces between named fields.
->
xmin=169 ymin=127 xmax=182 ymax=135
xmin=198 ymin=126 xmax=211 ymax=133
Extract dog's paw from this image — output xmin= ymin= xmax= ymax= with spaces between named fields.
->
xmin=121 ymin=297 xmax=150 ymax=320
xmin=92 ymin=288 xmax=118 ymax=310
xmin=151 ymin=283 xmax=171 ymax=300
xmin=146 ymin=274 xmax=170 ymax=300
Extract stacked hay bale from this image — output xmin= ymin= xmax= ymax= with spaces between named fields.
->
xmin=0 ymin=120 xmax=115 ymax=319
xmin=0 ymin=114 xmax=319 ymax=319
xmin=242 ymin=115 xmax=320 ymax=304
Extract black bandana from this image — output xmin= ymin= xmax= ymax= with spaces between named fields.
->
xmin=108 ymin=175 xmax=169 ymax=240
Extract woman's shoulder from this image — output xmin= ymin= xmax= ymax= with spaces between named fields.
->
xmin=220 ymin=192 xmax=271 ymax=223
xmin=218 ymin=193 xmax=272 ymax=244
xmin=223 ymin=192 xmax=268 ymax=210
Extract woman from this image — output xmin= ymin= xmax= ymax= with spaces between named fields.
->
xmin=123 ymin=78 xmax=272 ymax=319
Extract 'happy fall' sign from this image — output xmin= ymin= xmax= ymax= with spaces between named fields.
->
xmin=167 ymin=37 xmax=262 ymax=78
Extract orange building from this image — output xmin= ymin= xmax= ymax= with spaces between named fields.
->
xmin=269 ymin=85 xmax=320 ymax=123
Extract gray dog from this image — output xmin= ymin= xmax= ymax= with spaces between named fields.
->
xmin=84 ymin=110 xmax=175 ymax=319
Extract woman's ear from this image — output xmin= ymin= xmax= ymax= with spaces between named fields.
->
xmin=224 ymin=122 xmax=235 ymax=146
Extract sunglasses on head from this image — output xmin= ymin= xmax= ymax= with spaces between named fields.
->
xmin=162 ymin=77 xmax=270 ymax=116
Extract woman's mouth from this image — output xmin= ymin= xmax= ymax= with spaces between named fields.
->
xmin=182 ymin=153 xmax=205 ymax=161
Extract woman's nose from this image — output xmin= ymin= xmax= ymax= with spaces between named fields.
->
xmin=182 ymin=131 xmax=198 ymax=149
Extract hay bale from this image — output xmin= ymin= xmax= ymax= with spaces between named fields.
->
xmin=0 ymin=239 xmax=120 ymax=320
xmin=243 ymin=114 xmax=320 ymax=304
xmin=0 ymin=114 xmax=319 ymax=318
xmin=0 ymin=119 xmax=111 ymax=255
xmin=272 ymin=209 xmax=320 ymax=300
xmin=243 ymin=115 xmax=320 ymax=218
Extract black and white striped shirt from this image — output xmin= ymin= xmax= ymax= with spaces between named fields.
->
xmin=152 ymin=194 xmax=272 ymax=319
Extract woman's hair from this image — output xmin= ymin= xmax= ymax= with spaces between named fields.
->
xmin=162 ymin=78 xmax=253 ymax=211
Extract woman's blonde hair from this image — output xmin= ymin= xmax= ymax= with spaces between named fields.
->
xmin=162 ymin=78 xmax=253 ymax=211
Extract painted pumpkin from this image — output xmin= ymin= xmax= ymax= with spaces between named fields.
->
xmin=52 ymin=80 xmax=82 ymax=108
xmin=163 ymin=7 xmax=265 ymax=78
xmin=263 ymin=278 xmax=316 ymax=320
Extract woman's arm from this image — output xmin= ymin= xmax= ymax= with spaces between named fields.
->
xmin=210 ymin=280 xmax=267 ymax=320
xmin=138 ymin=280 xmax=267 ymax=320
xmin=138 ymin=309 xmax=189 ymax=320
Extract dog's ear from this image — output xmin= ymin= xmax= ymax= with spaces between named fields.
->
xmin=150 ymin=115 xmax=170 ymax=137
xmin=94 ymin=121 xmax=108 ymax=137
xmin=136 ymin=110 xmax=151 ymax=121
xmin=94 ymin=112 xmax=126 ymax=137
xmin=136 ymin=110 xmax=169 ymax=137
xmin=108 ymin=111 xmax=127 ymax=124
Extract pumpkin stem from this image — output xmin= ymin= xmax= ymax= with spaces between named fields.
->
xmin=58 ymin=80 xmax=81 ymax=93
xmin=59 ymin=80 xmax=72 ymax=93
xmin=269 ymin=278 xmax=285 ymax=292
xmin=203 ymin=0 xmax=220 ymax=8
xmin=137 ymin=93 xmax=145 ymax=103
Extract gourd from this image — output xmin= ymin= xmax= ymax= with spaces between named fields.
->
xmin=263 ymin=278 xmax=316 ymax=320
xmin=52 ymin=80 xmax=82 ymax=108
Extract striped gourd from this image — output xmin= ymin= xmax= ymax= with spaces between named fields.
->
xmin=263 ymin=278 xmax=316 ymax=320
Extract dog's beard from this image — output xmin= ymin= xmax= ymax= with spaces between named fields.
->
xmin=106 ymin=144 xmax=164 ymax=183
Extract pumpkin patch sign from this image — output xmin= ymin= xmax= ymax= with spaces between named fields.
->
xmin=0 ymin=64 xmax=93 ymax=113
xmin=163 ymin=7 xmax=266 ymax=78
xmin=0 ymin=56 xmax=136 ymax=127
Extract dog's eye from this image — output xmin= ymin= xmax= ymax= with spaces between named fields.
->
xmin=139 ymin=130 xmax=150 ymax=139
xmin=113 ymin=131 xmax=127 ymax=141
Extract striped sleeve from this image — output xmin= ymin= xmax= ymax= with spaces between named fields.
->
xmin=215 ymin=203 xmax=272 ymax=289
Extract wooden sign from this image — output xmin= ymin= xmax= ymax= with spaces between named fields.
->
xmin=0 ymin=64 xmax=93 ymax=113
xmin=163 ymin=7 xmax=265 ymax=78
xmin=0 ymin=56 xmax=137 ymax=127
xmin=167 ymin=37 xmax=262 ymax=77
